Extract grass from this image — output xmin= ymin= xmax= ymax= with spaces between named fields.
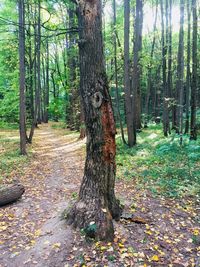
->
xmin=116 ymin=124 xmax=200 ymax=198
xmin=0 ymin=128 xmax=31 ymax=183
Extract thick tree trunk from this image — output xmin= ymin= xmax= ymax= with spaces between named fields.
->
xmin=67 ymin=0 xmax=122 ymax=241
xmin=0 ymin=184 xmax=25 ymax=207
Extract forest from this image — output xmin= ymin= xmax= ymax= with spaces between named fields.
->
xmin=0 ymin=0 xmax=200 ymax=266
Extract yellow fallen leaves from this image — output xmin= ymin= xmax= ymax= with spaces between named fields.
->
xmin=151 ymin=255 xmax=159 ymax=262
xmin=52 ymin=242 xmax=61 ymax=249
xmin=193 ymin=229 xmax=199 ymax=236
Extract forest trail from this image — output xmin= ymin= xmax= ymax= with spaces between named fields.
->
xmin=0 ymin=124 xmax=85 ymax=267
xmin=0 ymin=124 xmax=200 ymax=267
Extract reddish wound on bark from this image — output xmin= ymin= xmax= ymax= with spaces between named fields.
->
xmin=101 ymin=102 xmax=116 ymax=163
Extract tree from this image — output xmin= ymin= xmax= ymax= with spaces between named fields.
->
xmin=112 ymin=0 xmax=126 ymax=144
xmin=185 ymin=0 xmax=191 ymax=134
xmin=67 ymin=0 xmax=122 ymax=241
xmin=190 ymin=0 xmax=197 ymax=140
xmin=132 ymin=0 xmax=143 ymax=130
xmin=18 ymin=0 xmax=27 ymax=155
xmin=176 ymin=0 xmax=184 ymax=143
xmin=124 ymin=0 xmax=136 ymax=146
xmin=161 ymin=0 xmax=169 ymax=136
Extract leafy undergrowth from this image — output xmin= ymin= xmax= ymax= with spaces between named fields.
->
xmin=116 ymin=124 xmax=200 ymax=198
xmin=0 ymin=123 xmax=199 ymax=267
xmin=0 ymin=128 xmax=31 ymax=183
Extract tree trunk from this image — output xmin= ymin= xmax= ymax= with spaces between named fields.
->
xmin=37 ymin=0 xmax=41 ymax=124
xmin=0 ymin=184 xmax=25 ymax=207
xmin=66 ymin=0 xmax=122 ymax=241
xmin=160 ymin=0 xmax=169 ymax=136
xmin=113 ymin=0 xmax=126 ymax=144
xmin=44 ymin=39 xmax=49 ymax=123
xmin=190 ymin=0 xmax=197 ymax=140
xmin=132 ymin=0 xmax=143 ymax=130
xmin=124 ymin=0 xmax=136 ymax=146
xmin=18 ymin=0 xmax=27 ymax=155
xmin=144 ymin=0 xmax=158 ymax=127
xmin=185 ymin=0 xmax=191 ymax=134
xmin=176 ymin=0 xmax=184 ymax=143
xmin=167 ymin=0 xmax=172 ymax=134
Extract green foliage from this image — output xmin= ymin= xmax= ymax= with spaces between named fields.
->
xmin=48 ymin=98 xmax=65 ymax=121
xmin=116 ymin=124 xmax=200 ymax=198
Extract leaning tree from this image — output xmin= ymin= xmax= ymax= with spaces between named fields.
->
xmin=66 ymin=0 xmax=122 ymax=240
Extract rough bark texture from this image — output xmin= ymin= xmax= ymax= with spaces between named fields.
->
xmin=66 ymin=0 xmax=122 ymax=241
xmin=0 ymin=184 xmax=25 ymax=207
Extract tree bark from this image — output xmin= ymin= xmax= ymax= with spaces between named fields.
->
xmin=18 ymin=0 xmax=27 ymax=155
xmin=160 ymin=0 xmax=169 ymax=136
xmin=113 ymin=0 xmax=126 ymax=144
xmin=132 ymin=0 xmax=143 ymax=130
xmin=0 ymin=184 xmax=25 ymax=207
xmin=66 ymin=0 xmax=122 ymax=241
xmin=124 ymin=0 xmax=136 ymax=146
xmin=185 ymin=0 xmax=191 ymax=134
xmin=176 ymin=0 xmax=185 ymax=143
xmin=190 ymin=0 xmax=197 ymax=140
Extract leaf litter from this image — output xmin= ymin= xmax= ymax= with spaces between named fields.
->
xmin=0 ymin=123 xmax=199 ymax=267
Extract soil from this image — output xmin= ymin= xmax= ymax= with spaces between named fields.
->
xmin=0 ymin=124 xmax=199 ymax=267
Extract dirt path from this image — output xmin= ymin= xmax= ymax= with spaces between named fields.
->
xmin=0 ymin=124 xmax=200 ymax=267
xmin=0 ymin=124 xmax=85 ymax=267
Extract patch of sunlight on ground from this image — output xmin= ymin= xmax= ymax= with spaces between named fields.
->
xmin=136 ymin=149 xmax=149 ymax=157
xmin=147 ymin=133 xmax=158 ymax=139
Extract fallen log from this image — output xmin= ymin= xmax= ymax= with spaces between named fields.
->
xmin=0 ymin=184 xmax=25 ymax=207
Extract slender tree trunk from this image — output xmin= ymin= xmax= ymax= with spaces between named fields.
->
xmin=161 ymin=0 xmax=169 ymax=136
xmin=18 ymin=0 xmax=27 ymax=155
xmin=44 ymin=39 xmax=49 ymax=123
xmin=176 ymin=0 xmax=185 ymax=144
xmin=190 ymin=0 xmax=197 ymax=140
xmin=124 ymin=0 xmax=136 ymax=146
xmin=185 ymin=0 xmax=191 ymax=134
xmin=144 ymin=0 xmax=158 ymax=127
xmin=37 ymin=0 xmax=41 ymax=124
xmin=113 ymin=0 xmax=126 ymax=144
xmin=67 ymin=0 xmax=122 ymax=241
xmin=132 ymin=0 xmax=143 ymax=130
xmin=167 ymin=0 xmax=172 ymax=134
